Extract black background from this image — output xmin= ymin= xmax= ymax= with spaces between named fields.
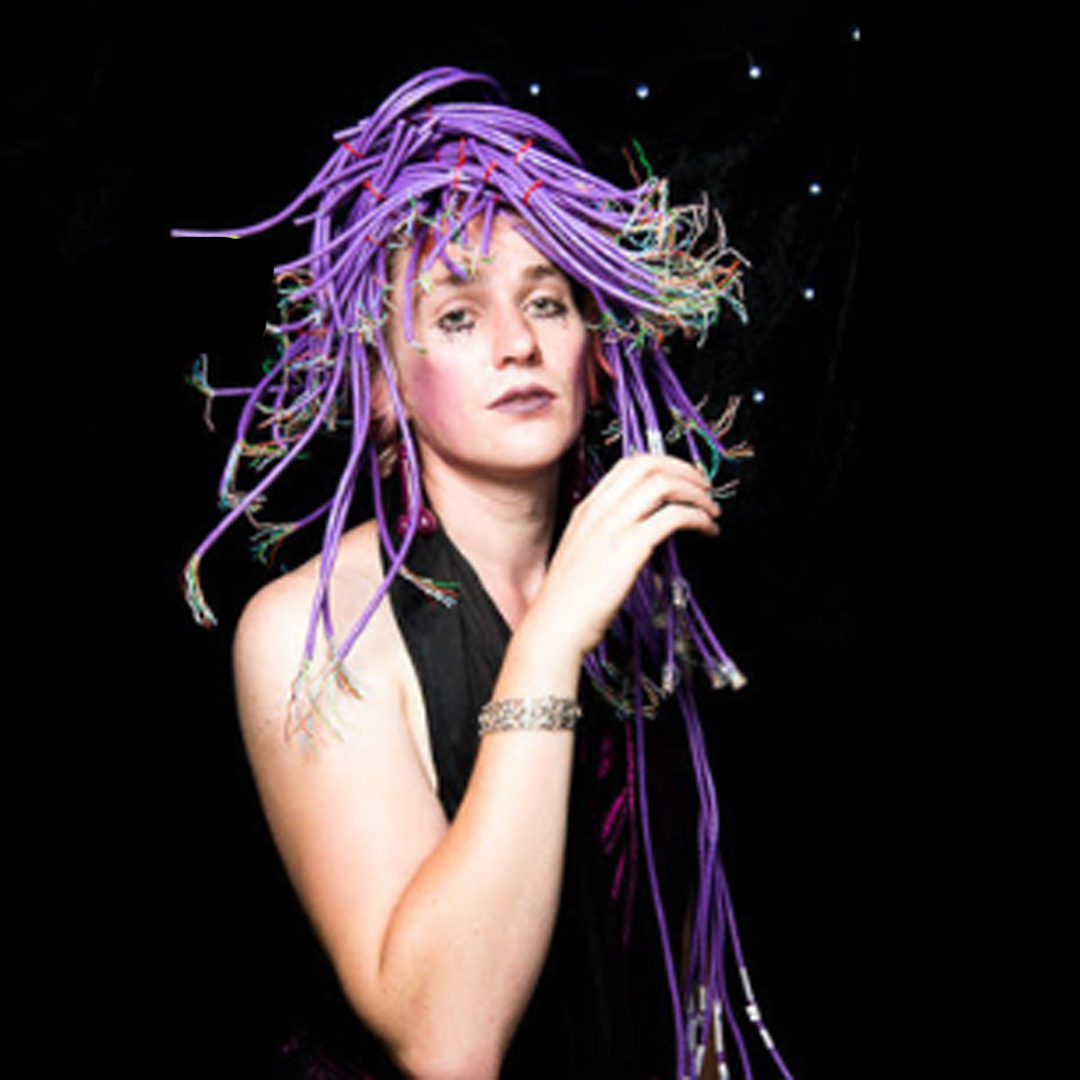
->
xmin=6 ymin=2 xmax=859 ymax=1075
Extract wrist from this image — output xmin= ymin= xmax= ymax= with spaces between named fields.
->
xmin=494 ymin=608 xmax=585 ymax=701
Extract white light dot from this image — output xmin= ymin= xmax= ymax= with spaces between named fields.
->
xmin=635 ymin=83 xmax=651 ymax=100
xmin=803 ymin=286 xmax=816 ymax=302
xmin=528 ymin=82 xmax=542 ymax=97
xmin=852 ymin=26 xmax=861 ymax=42
xmin=748 ymin=63 xmax=763 ymax=80
xmin=809 ymin=181 xmax=823 ymax=197
xmin=752 ymin=388 xmax=767 ymax=405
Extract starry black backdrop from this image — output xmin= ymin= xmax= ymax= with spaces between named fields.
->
xmin=6 ymin=3 xmax=859 ymax=1076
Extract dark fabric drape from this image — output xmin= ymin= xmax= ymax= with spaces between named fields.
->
xmin=266 ymin=481 xmax=692 ymax=1078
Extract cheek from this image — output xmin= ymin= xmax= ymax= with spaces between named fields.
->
xmin=400 ymin=362 xmax=442 ymax=419
xmin=398 ymin=353 xmax=469 ymax=434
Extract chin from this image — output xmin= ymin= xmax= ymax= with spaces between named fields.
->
xmin=420 ymin=409 xmax=584 ymax=484
xmin=459 ymin=438 xmax=577 ymax=487
xmin=495 ymin=424 xmax=580 ymax=470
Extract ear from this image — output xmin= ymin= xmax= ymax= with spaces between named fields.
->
xmin=586 ymin=331 xmax=612 ymax=407
xmin=370 ymin=362 xmax=393 ymax=421
xmin=576 ymin=288 xmax=612 ymax=408
xmin=369 ymin=362 xmax=403 ymax=476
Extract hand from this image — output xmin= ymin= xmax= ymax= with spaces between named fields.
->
xmin=528 ymin=453 xmax=720 ymax=661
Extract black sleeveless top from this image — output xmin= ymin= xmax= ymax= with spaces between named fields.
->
xmin=272 ymin=510 xmax=695 ymax=1079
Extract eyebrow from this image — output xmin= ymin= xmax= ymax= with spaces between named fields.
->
xmin=422 ymin=260 xmax=566 ymax=297
xmin=521 ymin=262 xmax=564 ymax=284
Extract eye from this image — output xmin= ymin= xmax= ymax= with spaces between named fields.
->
xmin=526 ymin=294 xmax=570 ymax=320
xmin=435 ymin=307 xmax=477 ymax=336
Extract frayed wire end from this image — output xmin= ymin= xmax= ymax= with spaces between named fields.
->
xmin=183 ymin=555 xmax=218 ymax=629
xmin=286 ymin=657 xmax=366 ymax=749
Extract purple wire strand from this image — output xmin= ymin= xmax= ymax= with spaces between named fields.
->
xmin=632 ymin=631 xmax=688 ymax=1079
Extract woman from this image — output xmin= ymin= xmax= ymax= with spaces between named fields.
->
xmin=178 ymin=68 xmax=792 ymax=1079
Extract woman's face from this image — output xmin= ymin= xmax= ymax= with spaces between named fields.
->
xmin=388 ymin=215 xmax=590 ymax=486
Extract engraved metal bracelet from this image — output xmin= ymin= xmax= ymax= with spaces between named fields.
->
xmin=477 ymin=696 xmax=582 ymax=735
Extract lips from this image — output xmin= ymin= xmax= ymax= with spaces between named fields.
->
xmin=488 ymin=383 xmax=556 ymax=414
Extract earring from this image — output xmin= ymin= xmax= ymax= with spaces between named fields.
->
xmin=396 ymin=442 xmax=437 ymax=537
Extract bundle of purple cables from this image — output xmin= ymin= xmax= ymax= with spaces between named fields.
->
xmin=175 ymin=67 xmax=794 ymax=1079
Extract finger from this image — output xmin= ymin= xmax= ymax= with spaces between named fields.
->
xmin=637 ymin=502 xmax=721 ymax=549
xmin=626 ymin=469 xmax=719 ymax=524
xmin=585 ymin=453 xmax=714 ymax=515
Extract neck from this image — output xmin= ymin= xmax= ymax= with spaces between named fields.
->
xmin=420 ymin=458 xmax=561 ymax=627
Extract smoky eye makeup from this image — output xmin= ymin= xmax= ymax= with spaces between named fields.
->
xmin=434 ymin=306 xmax=478 ymax=336
xmin=525 ymin=293 xmax=570 ymax=319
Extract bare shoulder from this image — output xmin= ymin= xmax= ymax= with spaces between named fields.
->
xmin=233 ymin=520 xmax=421 ymax=752
xmin=236 ymin=520 xmax=385 ymax=633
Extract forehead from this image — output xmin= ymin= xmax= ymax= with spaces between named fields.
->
xmin=394 ymin=212 xmax=569 ymax=296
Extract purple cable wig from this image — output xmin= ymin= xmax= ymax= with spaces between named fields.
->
xmin=175 ymin=68 xmax=793 ymax=1078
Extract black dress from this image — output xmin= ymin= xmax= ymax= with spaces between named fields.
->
xmin=272 ymin=514 xmax=695 ymax=1079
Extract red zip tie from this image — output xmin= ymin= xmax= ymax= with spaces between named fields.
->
xmin=452 ymin=137 xmax=467 ymax=191
xmin=522 ymin=179 xmax=543 ymax=204
xmin=514 ymin=138 xmax=533 ymax=163
xmin=339 ymin=140 xmax=363 ymax=160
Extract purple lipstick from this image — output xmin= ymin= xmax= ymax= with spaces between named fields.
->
xmin=488 ymin=383 xmax=556 ymax=414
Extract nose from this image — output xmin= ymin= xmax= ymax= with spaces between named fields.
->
xmin=493 ymin=304 xmax=540 ymax=368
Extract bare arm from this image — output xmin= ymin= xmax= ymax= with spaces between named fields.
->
xmin=234 ymin=454 xmax=719 ymax=1079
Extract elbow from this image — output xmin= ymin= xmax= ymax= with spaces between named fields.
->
xmin=339 ymin=953 xmax=509 ymax=1079
xmin=348 ymin=985 xmax=505 ymax=1080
